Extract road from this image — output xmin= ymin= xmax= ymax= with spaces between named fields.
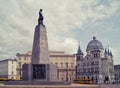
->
xmin=100 ymin=84 xmax=120 ymax=88
xmin=0 ymin=83 xmax=120 ymax=88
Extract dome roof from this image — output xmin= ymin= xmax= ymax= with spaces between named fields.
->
xmin=86 ymin=36 xmax=104 ymax=51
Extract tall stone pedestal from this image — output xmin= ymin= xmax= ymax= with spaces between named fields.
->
xmin=31 ymin=25 xmax=49 ymax=64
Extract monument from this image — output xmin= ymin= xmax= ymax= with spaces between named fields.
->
xmin=4 ymin=9 xmax=70 ymax=85
xmin=31 ymin=9 xmax=49 ymax=64
xmin=21 ymin=9 xmax=58 ymax=82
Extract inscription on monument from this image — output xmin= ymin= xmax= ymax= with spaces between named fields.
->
xmin=33 ymin=64 xmax=46 ymax=79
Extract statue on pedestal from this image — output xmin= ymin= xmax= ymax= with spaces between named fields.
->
xmin=38 ymin=9 xmax=44 ymax=25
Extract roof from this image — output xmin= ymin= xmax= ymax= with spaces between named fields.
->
xmin=0 ymin=59 xmax=17 ymax=62
xmin=86 ymin=36 xmax=104 ymax=51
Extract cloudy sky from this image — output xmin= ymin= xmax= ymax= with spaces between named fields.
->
xmin=0 ymin=0 xmax=120 ymax=64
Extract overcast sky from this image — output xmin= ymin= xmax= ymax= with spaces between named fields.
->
xmin=0 ymin=0 xmax=120 ymax=64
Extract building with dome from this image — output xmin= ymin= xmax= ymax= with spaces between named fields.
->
xmin=76 ymin=36 xmax=114 ymax=84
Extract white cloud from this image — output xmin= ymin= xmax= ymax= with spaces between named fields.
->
xmin=109 ymin=47 xmax=120 ymax=65
xmin=0 ymin=0 xmax=119 ymax=62
xmin=48 ymin=33 xmax=78 ymax=54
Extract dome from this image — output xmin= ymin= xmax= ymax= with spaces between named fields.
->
xmin=86 ymin=36 xmax=104 ymax=51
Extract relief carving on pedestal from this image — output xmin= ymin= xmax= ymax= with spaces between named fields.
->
xmin=33 ymin=64 xmax=46 ymax=79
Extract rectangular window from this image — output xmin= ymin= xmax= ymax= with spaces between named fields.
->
xmin=87 ymin=57 xmax=89 ymax=59
xmin=61 ymin=77 xmax=64 ymax=81
xmin=61 ymin=63 xmax=63 ymax=68
xmin=71 ymin=71 xmax=74 ymax=75
xmin=71 ymin=63 xmax=73 ymax=67
xmin=89 ymin=68 xmax=91 ymax=72
xmin=87 ymin=62 xmax=89 ymax=66
xmin=91 ymin=62 xmax=94 ymax=65
xmin=84 ymin=68 xmax=86 ymax=72
xmin=12 ymin=61 xmax=14 ymax=64
xmin=12 ymin=66 xmax=14 ymax=69
xmin=55 ymin=63 xmax=58 ymax=67
xmin=83 ymin=63 xmax=86 ymax=66
xmin=95 ymin=67 xmax=98 ymax=71
xmin=19 ymin=62 xmax=21 ymax=67
xmin=19 ymin=57 xmax=21 ymax=60
xmin=11 ymin=71 xmax=14 ymax=75
xmin=91 ymin=68 xmax=93 ymax=72
xmin=95 ymin=61 xmax=99 ymax=65
xmin=66 ymin=63 xmax=68 ymax=68
xmin=24 ymin=57 xmax=26 ymax=60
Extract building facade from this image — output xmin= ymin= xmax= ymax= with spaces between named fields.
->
xmin=76 ymin=36 xmax=114 ymax=84
xmin=16 ymin=51 xmax=76 ymax=82
xmin=0 ymin=59 xmax=17 ymax=80
xmin=49 ymin=51 xmax=76 ymax=82
xmin=16 ymin=51 xmax=31 ymax=79
xmin=114 ymin=65 xmax=120 ymax=84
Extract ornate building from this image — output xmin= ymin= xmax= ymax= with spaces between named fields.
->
xmin=76 ymin=36 xmax=114 ymax=84
xmin=16 ymin=51 xmax=76 ymax=82
xmin=114 ymin=65 xmax=120 ymax=84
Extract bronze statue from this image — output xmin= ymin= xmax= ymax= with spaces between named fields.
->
xmin=38 ymin=9 xmax=44 ymax=25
